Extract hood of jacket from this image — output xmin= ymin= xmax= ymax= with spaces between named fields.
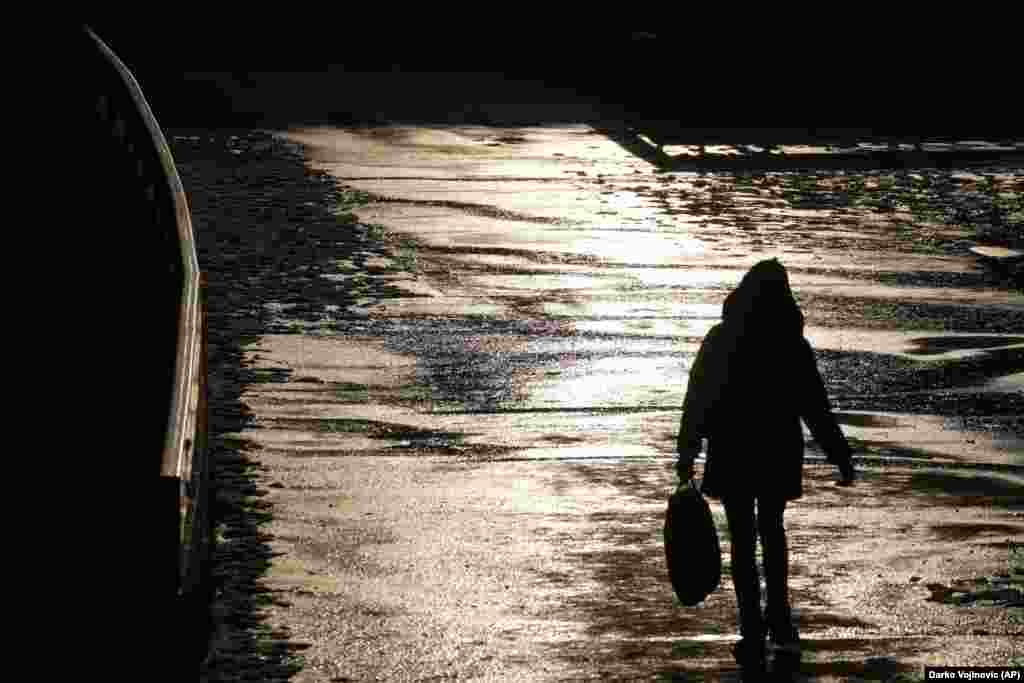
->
xmin=721 ymin=258 xmax=805 ymax=337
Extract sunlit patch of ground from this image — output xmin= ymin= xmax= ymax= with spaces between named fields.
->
xmin=181 ymin=122 xmax=1024 ymax=680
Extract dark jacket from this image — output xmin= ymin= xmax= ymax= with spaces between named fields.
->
xmin=677 ymin=260 xmax=852 ymax=500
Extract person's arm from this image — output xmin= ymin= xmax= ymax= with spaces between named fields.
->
xmin=797 ymin=338 xmax=855 ymax=485
xmin=677 ymin=334 xmax=713 ymax=481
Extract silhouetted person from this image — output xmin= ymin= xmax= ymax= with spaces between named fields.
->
xmin=676 ymin=258 xmax=855 ymax=675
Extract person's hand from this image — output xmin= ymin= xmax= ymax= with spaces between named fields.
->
xmin=836 ymin=460 xmax=855 ymax=487
xmin=676 ymin=457 xmax=696 ymax=483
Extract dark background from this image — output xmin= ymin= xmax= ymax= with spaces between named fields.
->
xmin=84 ymin=20 xmax=668 ymax=125
xmin=80 ymin=19 xmax=1022 ymax=141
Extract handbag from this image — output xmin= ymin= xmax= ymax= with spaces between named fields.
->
xmin=663 ymin=479 xmax=722 ymax=606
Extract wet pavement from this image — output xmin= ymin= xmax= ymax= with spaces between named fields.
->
xmin=187 ymin=114 xmax=1023 ymax=681
xmin=285 ymin=122 xmax=1023 ymax=469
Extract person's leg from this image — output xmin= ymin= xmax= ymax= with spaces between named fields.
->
xmin=758 ymin=497 xmax=798 ymax=646
xmin=723 ymin=496 xmax=765 ymax=666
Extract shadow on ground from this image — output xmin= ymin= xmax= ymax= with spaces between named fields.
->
xmin=174 ymin=130 xmax=410 ymax=680
xmin=600 ymin=123 xmax=1024 ymax=175
xmin=532 ymin=461 xmax=885 ymax=679
xmin=585 ymin=151 xmax=1024 ymax=289
xmin=869 ymin=467 xmax=1024 ymax=511
xmin=170 ymin=120 xmax=1023 ymax=679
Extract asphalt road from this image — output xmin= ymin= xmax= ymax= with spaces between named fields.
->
xmin=189 ymin=112 xmax=1023 ymax=681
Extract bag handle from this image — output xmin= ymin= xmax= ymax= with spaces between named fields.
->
xmin=676 ymin=479 xmax=702 ymax=496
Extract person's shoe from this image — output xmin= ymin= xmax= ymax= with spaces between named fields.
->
xmin=768 ymin=621 xmax=801 ymax=655
xmin=837 ymin=460 xmax=856 ymax=486
xmin=732 ymin=637 xmax=767 ymax=677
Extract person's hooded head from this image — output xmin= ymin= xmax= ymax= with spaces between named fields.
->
xmin=722 ymin=258 xmax=804 ymax=338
